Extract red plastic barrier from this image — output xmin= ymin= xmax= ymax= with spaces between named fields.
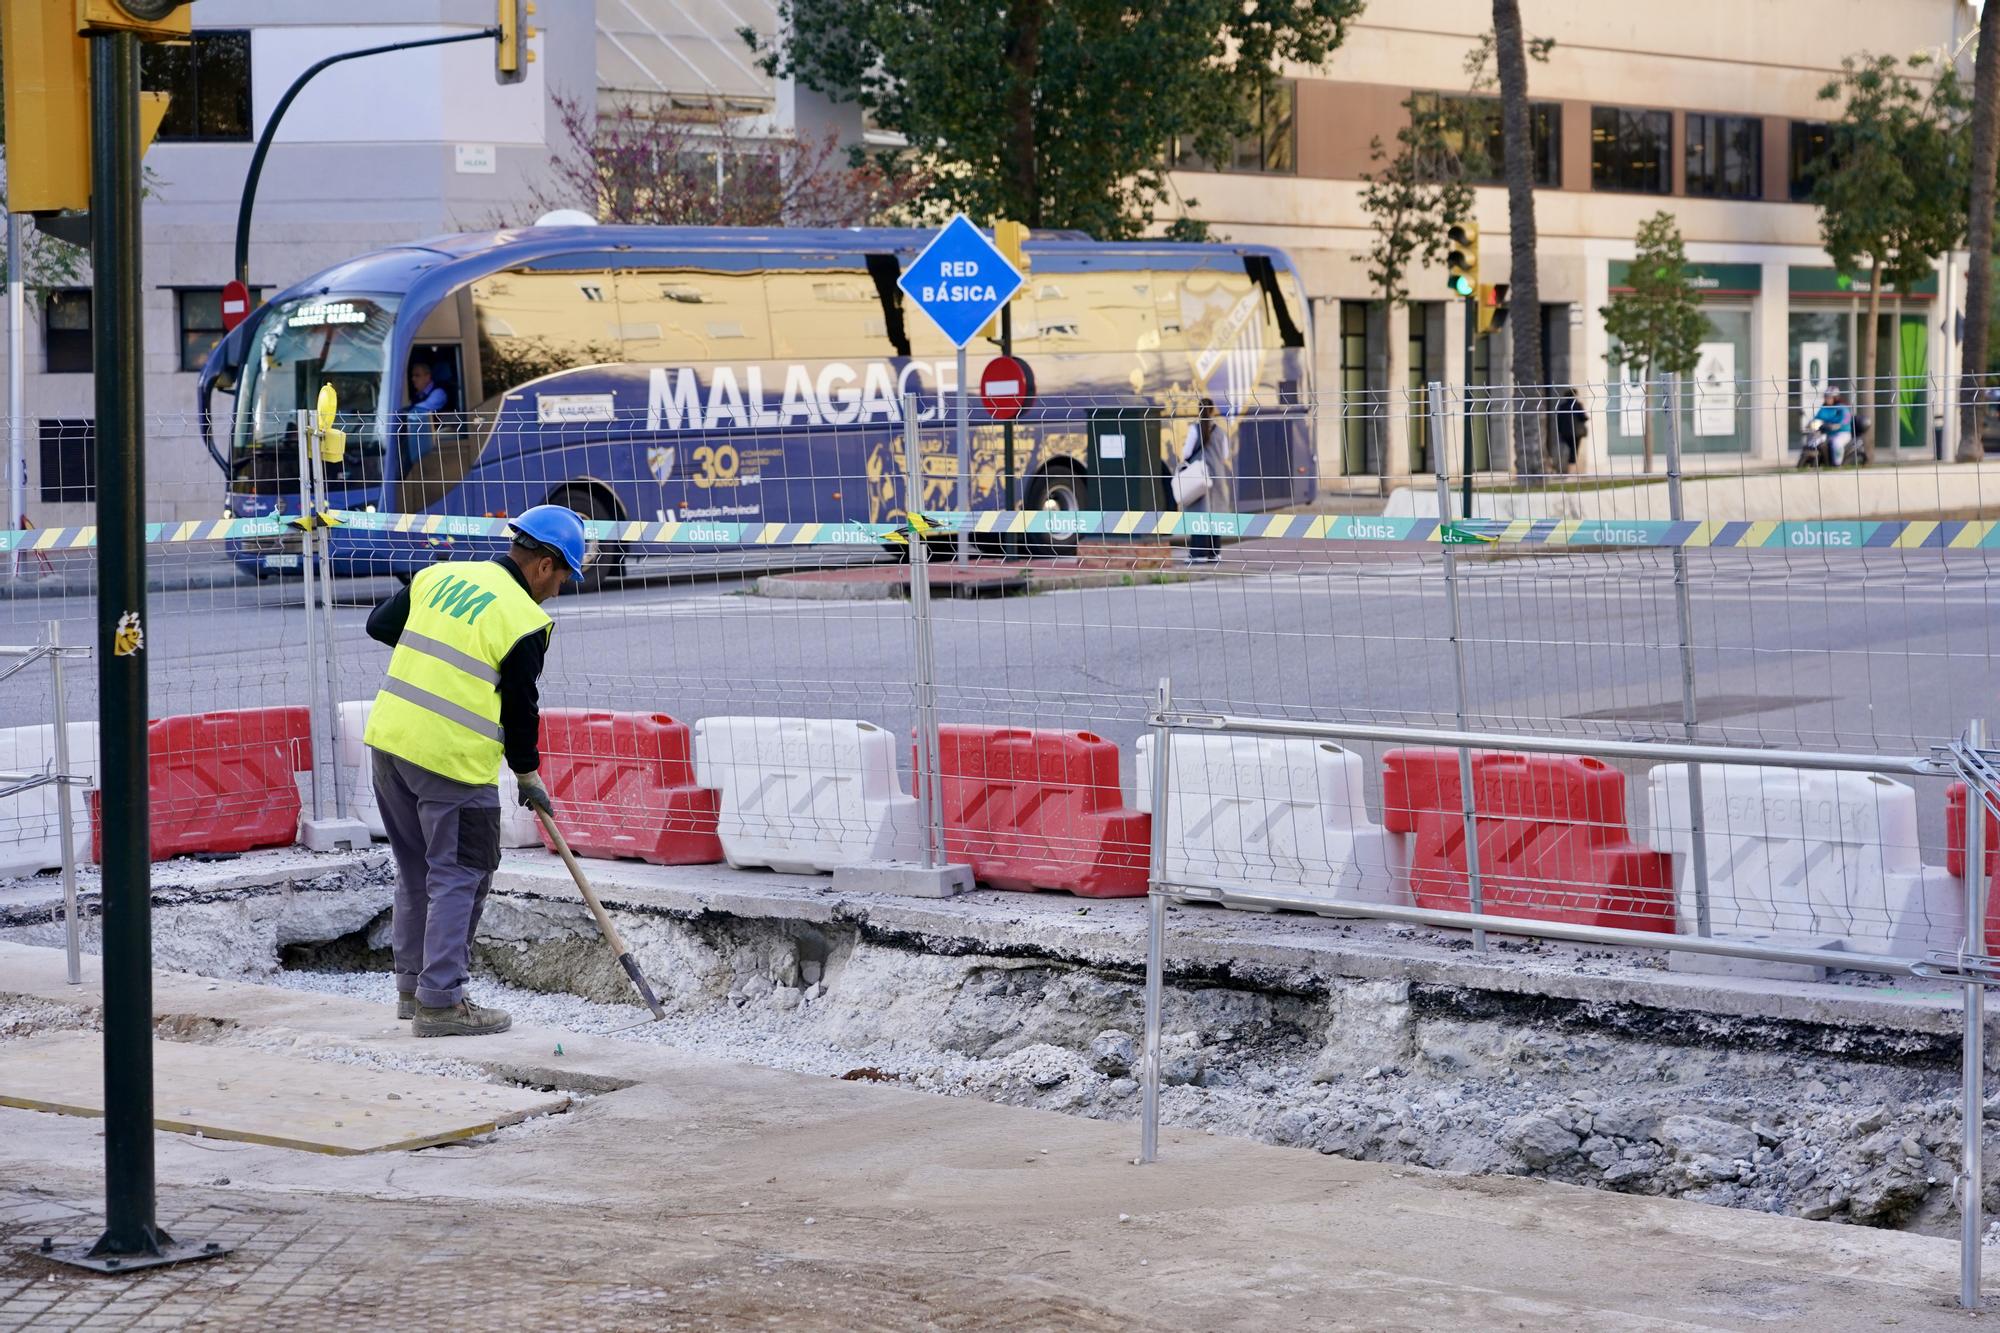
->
xmin=1380 ymin=748 xmax=1674 ymax=933
xmin=1944 ymin=783 xmax=2000 ymax=950
xmin=933 ymin=725 xmax=1149 ymax=897
xmin=91 ymin=707 xmax=311 ymax=862
xmin=538 ymin=709 xmax=722 ymax=865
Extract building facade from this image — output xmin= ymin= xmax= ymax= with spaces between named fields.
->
xmin=1170 ymin=0 xmax=1977 ymax=482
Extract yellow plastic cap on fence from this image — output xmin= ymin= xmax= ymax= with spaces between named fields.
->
xmin=315 ymin=383 xmax=347 ymax=464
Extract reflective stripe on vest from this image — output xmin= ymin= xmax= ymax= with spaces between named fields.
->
xmin=362 ymin=560 xmax=551 ymax=785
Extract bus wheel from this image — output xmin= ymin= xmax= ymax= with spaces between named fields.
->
xmin=1024 ymin=464 xmax=1088 ymax=558
xmin=551 ymin=485 xmax=625 ymax=591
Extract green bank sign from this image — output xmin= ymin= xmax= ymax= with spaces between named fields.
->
xmin=1788 ymin=266 xmax=1939 ymax=298
xmin=1607 ymin=261 xmax=1762 ymax=296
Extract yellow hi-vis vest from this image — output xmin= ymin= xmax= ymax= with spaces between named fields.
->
xmin=363 ymin=560 xmax=552 ymax=786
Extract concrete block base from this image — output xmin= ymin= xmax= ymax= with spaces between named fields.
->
xmin=1669 ymin=935 xmax=1846 ymax=983
xmin=299 ymin=817 xmax=374 ymax=853
xmin=830 ymin=859 xmax=975 ymax=898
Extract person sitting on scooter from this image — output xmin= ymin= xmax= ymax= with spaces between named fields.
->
xmin=1810 ymin=387 xmax=1854 ymax=465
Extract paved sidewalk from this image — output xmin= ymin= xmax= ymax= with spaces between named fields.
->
xmin=755 ymin=556 xmax=1203 ymax=599
xmin=0 ymin=944 xmax=1972 ymax=1330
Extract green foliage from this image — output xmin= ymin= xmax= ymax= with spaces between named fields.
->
xmin=1359 ymin=99 xmax=1472 ymax=305
xmin=1600 ymin=212 xmax=1706 ymax=378
xmin=747 ymin=0 xmax=1363 ymax=238
xmin=1811 ymin=53 xmax=1970 ymax=292
xmin=1358 ymin=30 xmax=1550 ymax=307
xmin=1161 ymin=214 xmax=1212 ymax=243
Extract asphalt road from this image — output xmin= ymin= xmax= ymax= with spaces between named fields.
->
xmin=1 ymin=540 xmax=1990 ymax=841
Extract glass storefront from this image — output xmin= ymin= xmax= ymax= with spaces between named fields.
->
xmin=1786 ymin=267 xmax=1939 ymax=456
xmin=1607 ymin=306 xmax=1753 ymax=456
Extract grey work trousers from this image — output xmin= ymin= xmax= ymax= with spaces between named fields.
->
xmin=371 ymin=748 xmax=503 ymax=1009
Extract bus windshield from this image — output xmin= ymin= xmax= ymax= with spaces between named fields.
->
xmin=231 ymin=294 xmax=400 ymax=494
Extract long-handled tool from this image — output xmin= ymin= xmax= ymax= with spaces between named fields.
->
xmin=534 ymin=808 xmax=667 ymax=1021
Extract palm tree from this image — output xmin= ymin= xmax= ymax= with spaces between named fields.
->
xmin=1492 ymin=0 xmax=1545 ymax=475
xmin=1958 ymin=0 xmax=2000 ymax=461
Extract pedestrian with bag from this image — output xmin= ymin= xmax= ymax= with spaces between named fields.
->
xmin=1176 ymin=396 xmax=1222 ymax=564
xmin=362 ymin=505 xmax=586 ymax=1037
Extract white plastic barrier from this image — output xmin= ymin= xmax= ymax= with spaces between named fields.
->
xmin=693 ymin=716 xmax=922 ymax=873
xmin=336 ymin=700 xmax=541 ymax=849
xmin=1135 ymin=733 xmax=1405 ymax=909
xmin=1646 ymin=764 xmax=1961 ymax=956
xmin=0 ymin=722 xmax=99 ymax=876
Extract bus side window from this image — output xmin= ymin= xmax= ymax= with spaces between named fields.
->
xmin=616 ymin=261 xmax=774 ymax=363
xmin=767 ymin=260 xmax=898 ymax=360
xmin=471 ymin=267 xmax=622 ymax=406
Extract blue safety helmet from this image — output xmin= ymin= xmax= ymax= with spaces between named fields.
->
xmin=508 ymin=504 xmax=588 ymax=581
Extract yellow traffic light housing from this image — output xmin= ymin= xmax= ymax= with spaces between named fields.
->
xmin=4 ymin=0 xmax=92 ymax=213
xmin=1477 ymin=282 xmax=1511 ymax=336
xmin=981 ymin=219 xmax=1030 ymax=340
xmin=496 ymin=0 xmax=537 ymax=84
xmin=1446 ymin=220 xmax=1479 ymax=299
xmin=75 ymin=0 xmax=189 ymax=37
xmin=5 ymin=1 xmax=182 ymax=214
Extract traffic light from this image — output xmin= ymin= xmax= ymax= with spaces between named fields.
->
xmin=4 ymin=1 xmax=91 ymax=213
xmin=496 ymin=0 xmax=537 ymax=84
xmin=1477 ymin=282 xmax=1510 ymax=336
xmin=75 ymin=0 xmax=190 ymax=37
xmin=1 ymin=0 xmax=183 ymax=214
xmin=1446 ymin=220 xmax=1479 ymax=299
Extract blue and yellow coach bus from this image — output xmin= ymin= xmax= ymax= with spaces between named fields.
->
xmin=198 ymin=224 xmax=1314 ymax=580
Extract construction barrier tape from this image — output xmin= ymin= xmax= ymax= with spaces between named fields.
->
xmin=7 ymin=510 xmax=1999 ymax=553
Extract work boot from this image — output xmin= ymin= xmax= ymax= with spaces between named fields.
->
xmin=397 ymin=990 xmax=416 ymax=1021
xmin=412 ymin=999 xmax=512 ymax=1039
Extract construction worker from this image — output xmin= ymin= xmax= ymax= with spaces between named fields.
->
xmin=362 ymin=505 xmax=586 ymax=1037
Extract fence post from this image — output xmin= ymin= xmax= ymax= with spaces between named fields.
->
xmin=1140 ymin=676 xmax=1172 ymax=1165
xmin=293 ymin=409 xmax=325 ymax=822
xmin=1963 ymin=715 xmax=1990 ymax=1311
xmin=1662 ymin=373 xmax=1712 ymax=937
xmin=307 ymin=420 xmax=347 ymax=820
xmin=1431 ymin=384 xmax=1486 ymax=953
xmin=48 ymin=619 xmax=80 ymax=986
xmin=902 ymin=394 xmax=943 ymax=867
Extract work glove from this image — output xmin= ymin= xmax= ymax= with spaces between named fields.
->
xmin=516 ymin=771 xmax=555 ymax=819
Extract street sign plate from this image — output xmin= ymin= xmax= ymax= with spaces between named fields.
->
xmin=896 ymin=215 xmax=1025 ymax=350
xmin=220 ymin=279 xmax=251 ymax=331
xmin=980 ymin=355 xmax=1035 ymax=421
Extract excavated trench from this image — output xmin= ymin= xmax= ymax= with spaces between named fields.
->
xmin=2 ymin=862 xmax=1988 ymax=1239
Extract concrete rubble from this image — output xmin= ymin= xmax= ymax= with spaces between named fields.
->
xmin=0 ymin=844 xmax=1987 ymax=1241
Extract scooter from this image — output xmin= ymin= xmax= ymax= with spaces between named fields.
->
xmin=1797 ymin=419 xmax=1868 ymax=468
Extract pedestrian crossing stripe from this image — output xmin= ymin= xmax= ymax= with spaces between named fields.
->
xmin=12 ymin=509 xmax=2000 ymax=552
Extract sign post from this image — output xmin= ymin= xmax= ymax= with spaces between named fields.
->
xmin=896 ymin=216 xmax=1025 ymax=562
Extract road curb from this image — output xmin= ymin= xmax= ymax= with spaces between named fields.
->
xmin=751 ymin=566 xmax=1206 ymax=600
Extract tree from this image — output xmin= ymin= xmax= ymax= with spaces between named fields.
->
xmin=1810 ymin=53 xmax=1969 ymax=448
xmin=1358 ymin=98 xmax=1472 ymax=307
xmin=747 ymin=0 xmax=1364 ymax=239
xmin=1600 ymin=213 xmax=1706 ymax=474
xmin=1959 ymin=3 xmax=2000 ymax=461
xmin=1491 ymin=0 xmax=1545 ymax=474
xmin=503 ymin=94 xmax=922 ymax=229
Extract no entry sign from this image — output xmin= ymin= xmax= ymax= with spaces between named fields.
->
xmin=979 ymin=355 xmax=1035 ymax=421
xmin=220 ymin=280 xmax=251 ymax=331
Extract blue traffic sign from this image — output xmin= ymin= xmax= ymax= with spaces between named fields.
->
xmin=897 ymin=215 xmax=1025 ymax=349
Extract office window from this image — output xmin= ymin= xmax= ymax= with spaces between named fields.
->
xmin=176 ymin=287 xmax=259 ymax=372
xmin=1410 ymin=94 xmax=1562 ymax=188
xmin=1790 ymin=120 xmax=1832 ymax=202
xmin=1591 ymin=106 xmax=1672 ymax=194
xmin=44 ymin=290 xmax=91 ymax=374
xmin=38 ymin=420 xmax=94 ymax=503
xmin=1173 ymin=79 xmax=1296 ymax=175
xmin=1686 ymin=114 xmax=1762 ymax=200
xmin=141 ymin=30 xmax=252 ymax=142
